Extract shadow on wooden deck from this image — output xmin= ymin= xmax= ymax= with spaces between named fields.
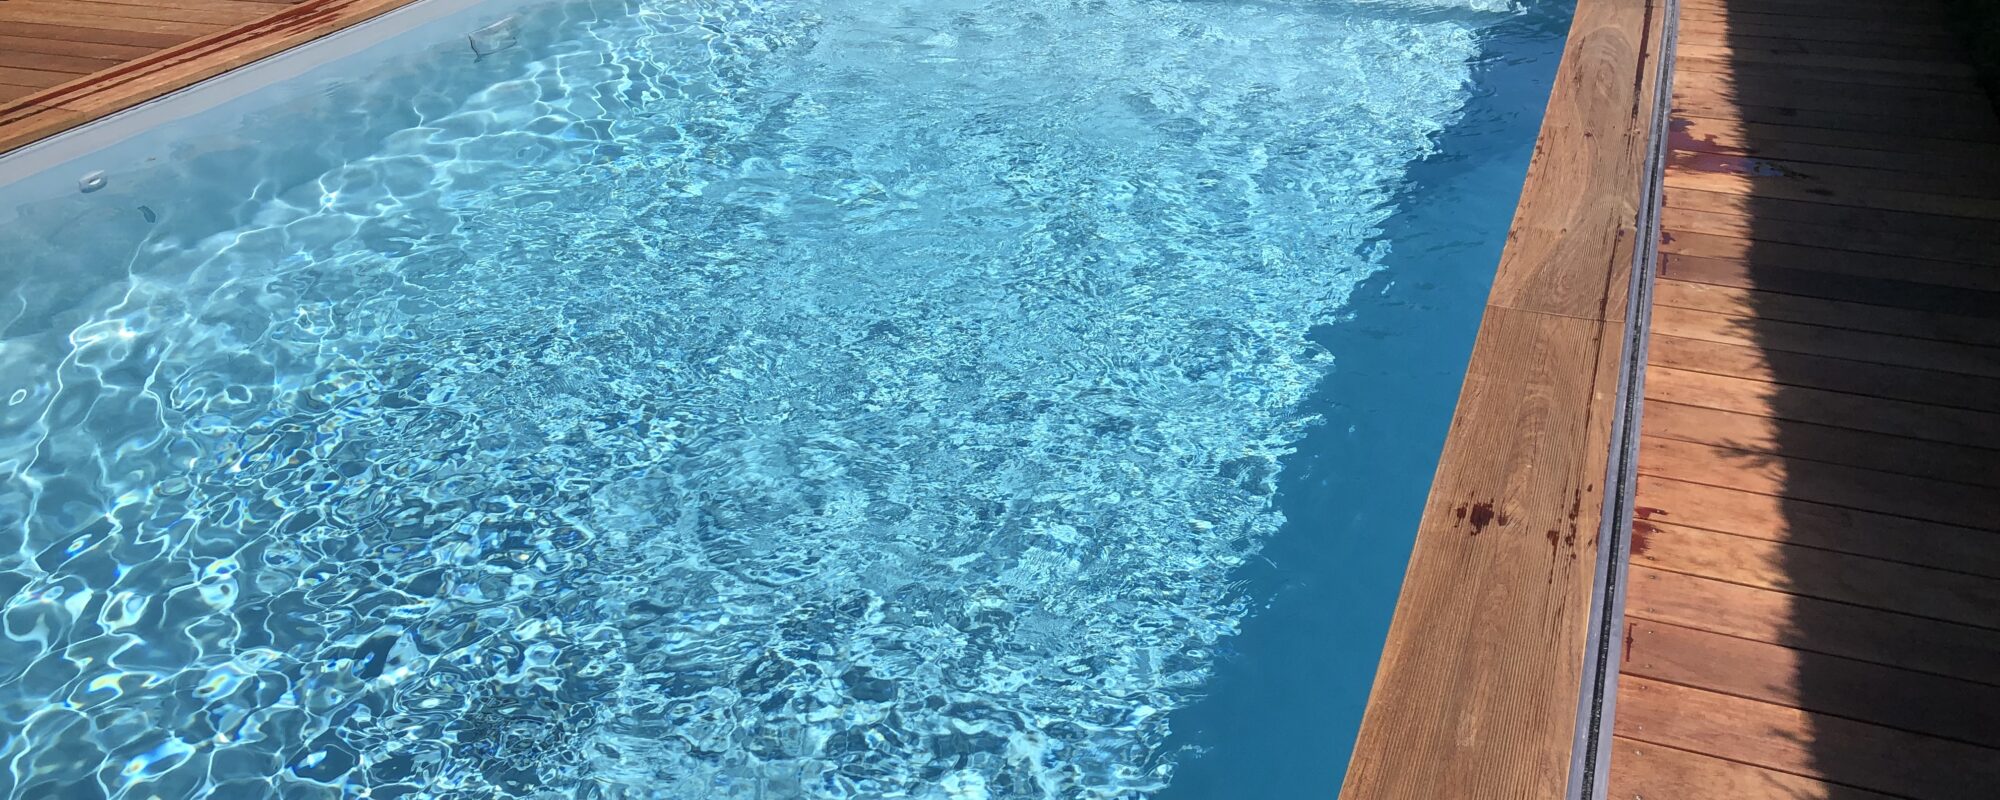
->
xmin=1610 ymin=0 xmax=2000 ymax=797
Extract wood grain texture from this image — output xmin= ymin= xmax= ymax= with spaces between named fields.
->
xmin=1637 ymin=436 xmax=2000 ymax=531
xmin=1632 ymin=476 xmax=2000 ymax=579
xmin=1611 ymin=2 xmax=2000 ymax=794
xmin=1626 ymin=565 xmax=2000 ymax=684
xmin=0 ymin=0 xmax=425 ymax=153
xmin=1341 ymin=0 xmax=1668 ymax=796
xmin=1622 ymin=621 xmax=2000 ymax=747
xmin=1615 ymin=677 xmax=2000 ymax=800
xmin=1632 ymin=522 xmax=2000 ymax=628
xmin=1607 ymin=739 xmax=1900 ymax=800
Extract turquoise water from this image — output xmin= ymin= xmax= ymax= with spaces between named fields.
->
xmin=0 ymin=0 xmax=1569 ymax=797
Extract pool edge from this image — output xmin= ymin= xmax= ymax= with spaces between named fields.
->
xmin=0 ymin=0 xmax=435 ymax=155
xmin=1339 ymin=0 xmax=1673 ymax=798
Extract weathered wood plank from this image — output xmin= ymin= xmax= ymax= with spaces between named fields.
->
xmin=1344 ymin=0 xmax=1666 ymax=793
xmin=1677 ymin=17 xmax=1959 ymax=49
xmin=0 ymin=33 xmax=156 ymax=62
xmin=0 ymin=49 xmax=127 ymax=77
xmin=1669 ymin=113 xmax=1998 ymax=163
xmin=1633 ymin=522 xmax=2000 ymax=628
xmin=1643 ymin=400 xmax=2000 ymax=487
xmin=1677 ymin=52 xmax=1987 ymax=92
xmin=1635 ymin=476 xmax=2000 ymax=580
xmin=1648 ymin=355 xmax=2000 ymax=440
xmin=1608 ymin=738 xmax=1899 ymax=800
xmin=1346 ymin=306 xmax=1619 ymax=798
xmin=1638 ymin=436 xmax=2000 ymax=531
xmin=1668 ymin=157 xmax=2000 ymax=218
xmin=1675 ymin=30 xmax=1970 ymax=66
xmin=0 ymin=20 xmax=188 ymax=49
xmin=1616 ymin=676 xmax=2000 ymax=800
xmin=1661 ymin=204 xmax=2000 ymax=265
xmin=0 ymin=8 xmax=227 ymax=38
xmin=1656 ymin=278 xmax=2000 ymax=346
xmin=1623 ymin=620 xmax=2000 ymax=747
xmin=1626 ymin=565 xmax=2000 ymax=684
xmin=1677 ymin=41 xmax=1978 ymax=78
xmin=1652 ymin=304 xmax=2000 ymax=378
xmin=1659 ymin=232 xmax=2000 ymax=294
xmin=1664 ymin=253 xmax=2000 ymax=312
xmin=1678 ymin=0 xmax=1949 ymax=21
xmin=1666 ymin=189 xmax=2000 ymax=249
xmin=1672 ymin=89 xmax=1999 ymax=143
xmin=45 ymin=0 xmax=304 ymax=18
xmin=0 ymin=64 xmax=68 ymax=89
xmin=1 ymin=0 xmax=267 ymax=27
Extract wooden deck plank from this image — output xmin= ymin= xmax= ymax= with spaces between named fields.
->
xmin=1625 ymin=566 xmax=2000 ymax=686
xmin=1632 ymin=522 xmax=2000 ymax=629
xmin=1676 ymin=42 xmax=1978 ymax=78
xmin=1638 ymin=436 xmax=2000 ymax=532
xmin=0 ymin=20 xmax=190 ymax=49
xmin=1677 ymin=0 xmax=1949 ymax=19
xmin=1654 ymin=279 xmax=2000 ymax=347
xmin=1665 ymin=183 xmax=2000 ymax=234
xmin=1671 ymin=94 xmax=1998 ymax=147
xmin=1635 ymin=476 xmax=2000 ymax=580
xmin=0 ymin=64 xmax=68 ymax=89
xmin=1 ymin=1 xmax=270 ymax=27
xmin=0 ymin=48 xmax=127 ymax=76
xmin=1661 ymin=205 xmax=2000 ymax=265
xmin=1660 ymin=253 xmax=2000 ymax=312
xmin=1670 ymin=113 xmax=1998 ymax=164
xmin=1343 ymin=0 xmax=1667 ymax=795
xmin=1643 ymin=400 xmax=2000 ymax=488
xmin=1660 ymin=233 xmax=2000 ymax=294
xmin=1676 ymin=18 xmax=1959 ymax=49
xmin=1652 ymin=305 xmax=2000 ymax=378
xmin=0 ymin=8 xmax=228 ymax=38
xmin=1677 ymin=52 xmax=1988 ymax=92
xmin=1608 ymin=739 xmax=1900 ymax=800
xmin=1677 ymin=30 xmax=1971 ymax=67
xmin=0 ymin=33 xmax=157 ymax=62
xmin=1646 ymin=361 xmax=2000 ymax=446
xmin=1623 ymin=621 xmax=2000 ymax=748
xmin=1615 ymin=676 xmax=2000 ymax=800
xmin=1668 ymin=158 xmax=2000 ymax=218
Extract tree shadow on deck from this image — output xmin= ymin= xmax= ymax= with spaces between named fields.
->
xmin=1638 ymin=0 xmax=2000 ymax=795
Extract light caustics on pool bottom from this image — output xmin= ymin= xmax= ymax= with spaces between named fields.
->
xmin=0 ymin=0 xmax=1510 ymax=796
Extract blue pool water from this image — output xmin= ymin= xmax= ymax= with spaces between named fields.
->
xmin=0 ymin=0 xmax=1570 ymax=796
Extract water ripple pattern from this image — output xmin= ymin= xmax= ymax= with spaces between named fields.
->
xmin=0 ymin=0 xmax=1498 ymax=796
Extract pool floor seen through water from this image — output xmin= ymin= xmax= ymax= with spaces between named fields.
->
xmin=0 ymin=0 xmax=1572 ymax=796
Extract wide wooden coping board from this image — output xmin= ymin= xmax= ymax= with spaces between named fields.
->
xmin=4 ymin=0 xmax=1671 ymax=793
xmin=1341 ymin=0 xmax=1670 ymax=798
xmin=0 ymin=0 xmax=427 ymax=153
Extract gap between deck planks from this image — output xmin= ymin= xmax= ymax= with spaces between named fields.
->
xmin=0 ymin=0 xmax=430 ymax=153
xmin=1339 ymin=0 xmax=1668 ymax=797
xmin=1611 ymin=0 xmax=2000 ymax=797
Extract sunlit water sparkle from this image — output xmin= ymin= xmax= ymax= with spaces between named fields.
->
xmin=1 ymin=0 xmax=1518 ymax=796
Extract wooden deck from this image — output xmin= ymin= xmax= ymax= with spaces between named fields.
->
xmin=1342 ymin=0 xmax=1671 ymax=797
xmin=0 ymin=0 xmax=423 ymax=152
xmin=1608 ymin=0 xmax=2000 ymax=798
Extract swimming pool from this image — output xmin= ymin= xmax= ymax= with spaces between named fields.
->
xmin=0 ymin=0 xmax=1571 ymax=796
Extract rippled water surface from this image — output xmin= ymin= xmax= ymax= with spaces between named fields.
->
xmin=0 ymin=0 xmax=1558 ymax=796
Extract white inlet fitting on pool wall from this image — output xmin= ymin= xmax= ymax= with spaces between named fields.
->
xmin=468 ymin=16 xmax=520 ymax=59
xmin=78 ymin=171 xmax=107 ymax=193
